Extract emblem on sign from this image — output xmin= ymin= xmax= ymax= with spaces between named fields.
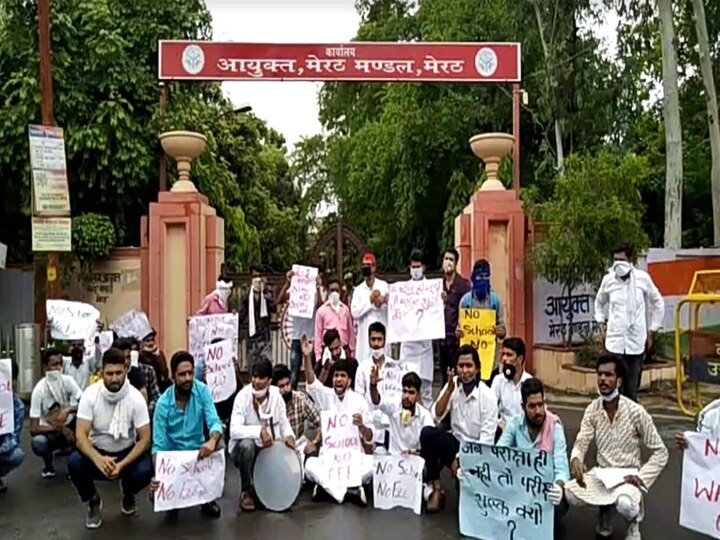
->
xmin=181 ymin=44 xmax=205 ymax=75
xmin=474 ymin=47 xmax=498 ymax=77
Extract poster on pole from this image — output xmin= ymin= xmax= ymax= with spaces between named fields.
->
xmin=387 ymin=279 xmax=445 ymax=343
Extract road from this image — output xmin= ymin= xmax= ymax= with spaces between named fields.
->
xmin=0 ymin=407 xmax=706 ymax=540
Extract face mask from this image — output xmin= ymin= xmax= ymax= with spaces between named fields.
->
xmin=130 ymin=350 xmax=139 ymax=367
xmin=473 ymin=279 xmax=490 ymax=299
xmin=251 ymin=278 xmax=262 ymax=291
xmin=443 ymin=260 xmax=455 ymax=273
xmin=329 ymin=291 xmax=340 ymax=306
xmin=400 ymin=409 xmax=412 ymax=427
xmin=600 ymin=387 xmax=620 ymax=402
xmin=371 ymin=347 xmax=384 ymax=360
xmin=503 ymin=363 xmax=517 ymax=381
xmin=282 ymin=391 xmax=292 ymax=404
xmin=462 ymin=377 xmax=478 ymax=393
xmin=613 ymin=261 xmax=633 ymax=279
xmin=410 ymin=267 xmax=424 ymax=280
xmin=251 ymin=386 xmax=268 ymax=399
xmin=46 ymin=370 xmax=61 ymax=382
xmin=70 ymin=348 xmax=84 ymax=362
xmin=218 ymin=287 xmax=231 ymax=302
xmin=361 ymin=266 xmax=372 ymax=278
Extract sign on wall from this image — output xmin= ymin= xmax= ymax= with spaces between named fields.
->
xmin=533 ymin=278 xmax=599 ymax=345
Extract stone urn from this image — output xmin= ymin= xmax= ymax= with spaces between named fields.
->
xmin=159 ymin=131 xmax=207 ymax=193
xmin=469 ymin=133 xmax=514 ymax=191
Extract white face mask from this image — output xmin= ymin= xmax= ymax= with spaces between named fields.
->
xmin=45 ymin=370 xmax=61 ymax=382
xmin=217 ymin=287 xmax=231 ymax=302
xmin=410 ymin=267 xmax=424 ymax=281
xmin=251 ymin=386 xmax=268 ymax=399
xmin=371 ymin=347 xmax=384 ymax=360
xmin=600 ymin=387 xmax=620 ymax=402
xmin=443 ymin=260 xmax=455 ymax=273
xmin=329 ymin=291 xmax=341 ymax=307
xmin=251 ymin=278 xmax=262 ymax=291
xmin=130 ymin=350 xmax=139 ymax=367
xmin=612 ymin=261 xmax=633 ymax=279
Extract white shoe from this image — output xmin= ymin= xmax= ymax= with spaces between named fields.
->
xmin=625 ymin=521 xmax=641 ymax=540
xmin=596 ymin=507 xmax=613 ymax=537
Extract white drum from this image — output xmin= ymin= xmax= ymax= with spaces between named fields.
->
xmin=253 ymin=442 xmax=302 ymax=512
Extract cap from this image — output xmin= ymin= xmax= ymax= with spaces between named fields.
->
xmin=362 ymin=253 xmax=376 ymax=265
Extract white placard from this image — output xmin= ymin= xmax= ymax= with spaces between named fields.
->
xmin=0 ymin=359 xmax=14 ymax=436
xmin=97 ymin=330 xmax=114 ymax=353
xmin=288 ymin=264 xmax=319 ymax=319
xmin=46 ymin=299 xmax=100 ymax=341
xmin=188 ymin=313 xmax=239 ymax=367
xmin=154 ymin=450 xmax=226 ymax=512
xmin=203 ymin=338 xmax=237 ymax=402
xmin=320 ymin=410 xmax=363 ymax=488
xmin=378 ymin=360 xmax=417 ymax=409
xmin=373 ymin=454 xmax=424 ymax=515
xmin=387 ymin=279 xmax=445 ymax=343
xmin=680 ymin=433 xmax=720 ymax=538
xmin=110 ymin=309 xmax=153 ymax=340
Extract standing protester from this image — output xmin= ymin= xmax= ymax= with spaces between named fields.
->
xmin=440 ymin=248 xmax=471 ymax=386
xmin=139 ymin=329 xmax=171 ymax=392
xmin=197 ymin=275 xmax=234 ymax=315
xmin=240 ymin=265 xmax=277 ymax=371
xmin=314 ymin=276 xmax=355 ymax=363
xmin=0 ymin=360 xmax=24 ymax=492
xmin=62 ymin=339 xmax=99 ymax=391
xmin=594 ymin=243 xmax=664 ymax=402
xmin=351 ymin=253 xmax=389 ymax=363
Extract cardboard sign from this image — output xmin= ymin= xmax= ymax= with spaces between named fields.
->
xmin=203 ymin=338 xmax=237 ymax=402
xmin=320 ymin=410 xmax=363 ymax=488
xmin=387 ymin=279 xmax=445 ymax=343
xmin=46 ymin=300 xmax=99 ymax=341
xmin=288 ymin=264 xmax=318 ymax=319
xmin=680 ymin=433 xmax=720 ymax=538
xmin=460 ymin=308 xmax=497 ymax=381
xmin=373 ymin=454 xmax=424 ymax=515
xmin=154 ymin=450 xmax=226 ymax=512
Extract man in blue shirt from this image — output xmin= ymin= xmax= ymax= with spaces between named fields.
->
xmin=150 ymin=351 xmax=224 ymax=519
xmin=497 ymin=377 xmax=569 ymax=521
xmin=0 ymin=360 xmax=25 ymax=492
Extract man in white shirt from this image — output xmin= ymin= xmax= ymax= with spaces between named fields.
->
xmin=351 ymin=252 xmax=389 ymax=362
xmin=399 ymin=249 xmax=436 ymax=408
xmin=420 ymin=344 xmax=498 ymax=513
xmin=68 ymin=347 xmax=152 ymax=529
xmin=302 ymin=336 xmax=374 ymax=505
xmin=29 ymin=347 xmax=82 ymax=478
xmin=229 ymin=358 xmax=295 ymax=513
xmin=491 ymin=337 xmax=533 ymax=431
xmin=595 ymin=243 xmax=664 ymax=401
xmin=63 ymin=339 xmax=100 ymax=391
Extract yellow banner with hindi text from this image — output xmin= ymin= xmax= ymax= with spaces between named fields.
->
xmin=459 ymin=308 xmax=496 ymax=381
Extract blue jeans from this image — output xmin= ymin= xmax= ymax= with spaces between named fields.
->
xmin=0 ymin=447 xmax=24 ymax=477
xmin=68 ymin=446 xmax=153 ymax=503
xmin=290 ymin=339 xmax=315 ymax=389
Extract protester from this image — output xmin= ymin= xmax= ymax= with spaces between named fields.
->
xmin=314 ymin=275 xmax=355 ymax=362
xmin=351 ymin=252 xmax=389 ymax=363
xmin=0 ymin=360 xmax=24 ymax=492
xmin=197 ymin=275 xmax=234 ymax=315
xmin=112 ymin=338 xmax=149 ymax=403
xmin=29 ymin=347 xmax=82 ymax=478
xmin=440 ymin=248 xmax=471 ymax=386
xmin=139 ymin=329 xmax=171 ymax=392
xmin=62 ymin=339 xmax=100 ymax=391
xmin=68 ymin=347 xmax=152 ymax=529
xmin=565 ymin=352 xmax=668 ymax=539
xmin=239 ymin=265 xmax=277 ymax=371
xmin=491 ymin=337 xmax=533 ymax=429
xmin=342 ymin=271 xmax=355 ymax=307
xmin=675 ymin=398 xmax=720 ymax=449
xmin=150 ymin=351 xmax=224 ymax=519
xmin=315 ymin=328 xmax=359 ymax=389
xmin=594 ymin=243 xmax=665 ymax=401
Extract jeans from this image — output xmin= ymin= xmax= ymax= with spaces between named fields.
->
xmin=0 ymin=447 xmax=24 ymax=477
xmin=290 ymin=339 xmax=315 ymax=389
xmin=31 ymin=418 xmax=76 ymax=469
xmin=621 ymin=353 xmax=644 ymax=402
xmin=419 ymin=426 xmax=460 ymax=481
xmin=68 ymin=446 xmax=153 ymax=503
xmin=232 ymin=439 xmax=259 ymax=493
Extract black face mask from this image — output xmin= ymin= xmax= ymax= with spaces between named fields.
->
xmin=70 ymin=348 xmax=84 ymax=362
xmin=282 ymin=391 xmax=292 ymax=404
xmin=503 ymin=364 xmax=517 ymax=381
xmin=361 ymin=266 xmax=372 ymax=278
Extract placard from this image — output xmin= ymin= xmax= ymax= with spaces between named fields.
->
xmin=460 ymin=308 xmax=496 ymax=381
xmin=0 ymin=359 xmax=14 ymax=436
xmin=188 ymin=313 xmax=239 ymax=367
xmin=387 ymin=279 xmax=445 ymax=343
xmin=203 ymin=338 xmax=237 ymax=402
xmin=288 ymin=264 xmax=318 ymax=319
xmin=680 ymin=433 xmax=720 ymax=538
xmin=320 ymin=410 xmax=363 ymax=488
xmin=46 ymin=299 xmax=100 ymax=341
xmin=32 ymin=217 xmax=72 ymax=252
xmin=378 ymin=360 xmax=417 ymax=410
xmin=373 ymin=454 xmax=424 ymax=515
xmin=459 ymin=442 xmax=554 ymax=540
xmin=110 ymin=309 xmax=153 ymax=340
xmin=154 ymin=450 xmax=226 ymax=512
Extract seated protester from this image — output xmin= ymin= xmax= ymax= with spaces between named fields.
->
xmin=302 ymin=336 xmax=374 ymax=506
xmin=565 ymin=352 xmax=667 ymax=540
xmin=491 ymin=337 xmax=533 ymax=431
xmin=354 ymin=321 xmax=400 ymax=453
xmin=0 ymin=360 xmax=25 ymax=492
xmin=229 ymin=358 xmax=295 ymax=513
xmin=315 ymin=328 xmax=359 ymax=389
xmin=271 ymin=363 xmax=322 ymax=467
xmin=368 ymin=367 xmax=433 ymax=455
xmin=30 ymin=347 xmax=82 ymax=478
xmin=113 ymin=338 xmax=150 ymax=404
xmin=140 ymin=329 xmax=172 ymax=393
xmin=496 ymin=377 xmax=569 ymax=519
xmin=420 ymin=344 xmax=498 ymax=513
xmin=150 ymin=351 xmax=224 ymax=519
xmin=63 ymin=339 xmax=100 ymax=391
xmin=69 ymin=348 xmax=153 ymax=529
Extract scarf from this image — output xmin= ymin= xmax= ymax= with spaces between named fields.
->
xmin=100 ymin=379 xmax=131 ymax=440
xmin=44 ymin=374 xmax=66 ymax=408
xmin=248 ymin=284 xmax=268 ymax=338
xmin=537 ymin=409 xmax=561 ymax=453
xmin=321 ymin=345 xmax=346 ymax=366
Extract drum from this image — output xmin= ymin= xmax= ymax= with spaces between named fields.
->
xmin=253 ymin=441 xmax=302 ymax=512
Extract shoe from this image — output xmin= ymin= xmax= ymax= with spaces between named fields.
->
xmin=121 ymin=494 xmax=137 ymax=516
xmin=426 ymin=488 xmax=445 ymax=514
xmin=625 ymin=521 xmax=641 ymax=540
xmin=596 ymin=507 xmax=613 ymax=537
xmin=345 ymin=487 xmax=367 ymax=507
xmin=200 ymin=501 xmax=221 ymax=518
xmin=238 ymin=492 xmax=255 ymax=512
xmin=0 ymin=478 xmax=6 ymax=494
xmin=85 ymin=494 xmax=103 ymax=529
xmin=41 ymin=466 xmax=56 ymax=479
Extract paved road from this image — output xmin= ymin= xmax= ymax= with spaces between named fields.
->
xmin=0 ymin=408 xmax=706 ymax=539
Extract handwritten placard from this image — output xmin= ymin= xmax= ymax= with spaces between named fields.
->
xmin=0 ymin=359 xmax=13 ymax=436
xmin=459 ymin=442 xmax=554 ymax=540
xmin=680 ymin=433 xmax=720 ymax=537
xmin=387 ymin=279 xmax=445 ymax=343
xmin=188 ymin=313 xmax=239 ymax=367
xmin=110 ymin=309 xmax=153 ymax=340
xmin=203 ymin=338 xmax=237 ymax=402
xmin=154 ymin=450 xmax=226 ymax=512
xmin=460 ymin=309 xmax=497 ymax=381
xmin=320 ymin=410 xmax=363 ymax=488
xmin=46 ymin=299 xmax=100 ymax=341
xmin=379 ymin=360 xmax=417 ymax=410
xmin=373 ymin=454 xmax=424 ymax=515
xmin=288 ymin=264 xmax=318 ymax=319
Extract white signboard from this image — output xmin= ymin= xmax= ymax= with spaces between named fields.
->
xmin=0 ymin=359 xmax=14 ymax=436
xmin=373 ymin=454 xmax=424 ymax=515
xmin=387 ymin=279 xmax=445 ymax=343
xmin=110 ymin=309 xmax=153 ymax=340
xmin=154 ymin=450 xmax=226 ymax=512
xmin=533 ymin=277 xmax=599 ymax=345
xmin=288 ymin=264 xmax=318 ymax=319
xmin=320 ymin=410 xmax=363 ymax=488
xmin=188 ymin=313 xmax=239 ymax=367
xmin=378 ymin=360 xmax=416 ymax=410
xmin=203 ymin=338 xmax=237 ymax=402
xmin=680 ymin=433 xmax=720 ymax=538
xmin=46 ymin=299 xmax=100 ymax=341
xmin=97 ymin=330 xmax=114 ymax=353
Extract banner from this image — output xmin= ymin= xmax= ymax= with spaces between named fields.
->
xmin=459 ymin=308 xmax=496 ymax=381
xmin=373 ymin=454 xmax=424 ymax=515
xmin=188 ymin=313 xmax=239 ymax=367
xmin=387 ymin=279 xmax=445 ymax=343
xmin=154 ymin=450 xmax=225 ymax=512
xmin=287 ymin=264 xmax=318 ymax=319
xmin=203 ymin=338 xmax=237 ymax=402
xmin=46 ymin=300 xmax=100 ymax=341
xmin=320 ymin=410 xmax=363 ymax=488
xmin=110 ymin=309 xmax=153 ymax=340
xmin=459 ymin=442 xmax=554 ymax=540
xmin=0 ymin=359 xmax=13 ymax=436
xmin=680 ymin=433 xmax=720 ymax=538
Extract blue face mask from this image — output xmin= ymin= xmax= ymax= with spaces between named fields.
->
xmin=473 ymin=279 xmax=490 ymax=300
xmin=462 ymin=377 xmax=478 ymax=393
